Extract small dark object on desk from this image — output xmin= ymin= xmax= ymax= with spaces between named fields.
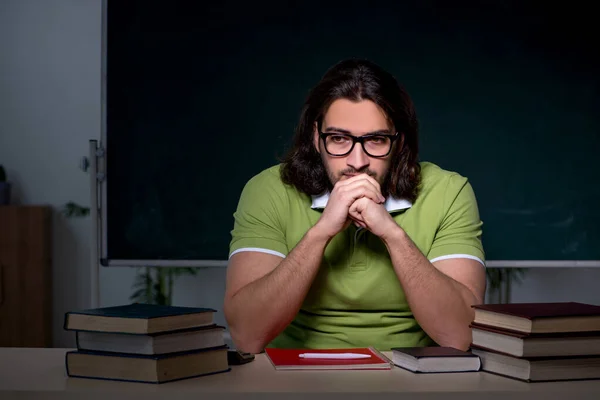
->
xmin=228 ymin=350 xmax=255 ymax=365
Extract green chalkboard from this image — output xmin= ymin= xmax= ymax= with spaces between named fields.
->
xmin=104 ymin=1 xmax=600 ymax=263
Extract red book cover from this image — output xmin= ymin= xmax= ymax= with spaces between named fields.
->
xmin=264 ymin=347 xmax=392 ymax=370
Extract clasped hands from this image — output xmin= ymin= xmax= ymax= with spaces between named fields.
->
xmin=315 ymin=173 xmax=399 ymax=240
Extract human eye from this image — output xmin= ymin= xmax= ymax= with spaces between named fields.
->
xmin=367 ymin=135 xmax=388 ymax=145
xmin=330 ymin=135 xmax=351 ymax=143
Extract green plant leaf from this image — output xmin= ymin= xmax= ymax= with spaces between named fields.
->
xmin=486 ymin=268 xmax=529 ymax=303
xmin=129 ymin=266 xmax=201 ymax=306
xmin=62 ymin=202 xmax=91 ymax=217
xmin=129 ymin=288 xmax=147 ymax=303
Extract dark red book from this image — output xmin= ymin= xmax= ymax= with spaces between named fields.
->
xmin=471 ymin=302 xmax=600 ymax=334
xmin=264 ymin=347 xmax=391 ymax=370
xmin=391 ymin=347 xmax=481 ymax=373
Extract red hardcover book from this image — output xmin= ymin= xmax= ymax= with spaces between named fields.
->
xmin=264 ymin=347 xmax=392 ymax=370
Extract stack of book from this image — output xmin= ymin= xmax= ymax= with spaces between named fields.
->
xmin=64 ymin=303 xmax=231 ymax=384
xmin=470 ymin=302 xmax=600 ymax=382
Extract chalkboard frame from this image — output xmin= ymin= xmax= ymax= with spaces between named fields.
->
xmin=97 ymin=0 xmax=600 ymax=268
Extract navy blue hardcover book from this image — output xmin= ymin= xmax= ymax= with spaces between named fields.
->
xmin=64 ymin=303 xmax=216 ymax=334
xmin=65 ymin=345 xmax=231 ymax=384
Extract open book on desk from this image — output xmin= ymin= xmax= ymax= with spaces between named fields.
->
xmin=264 ymin=347 xmax=391 ymax=370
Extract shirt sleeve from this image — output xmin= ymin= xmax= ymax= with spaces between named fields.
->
xmin=427 ymin=173 xmax=485 ymax=266
xmin=229 ymin=168 xmax=289 ymax=258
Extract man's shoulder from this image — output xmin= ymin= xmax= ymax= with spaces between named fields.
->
xmin=246 ymin=164 xmax=284 ymax=186
xmin=241 ymin=164 xmax=302 ymax=200
xmin=418 ymin=161 xmax=471 ymax=199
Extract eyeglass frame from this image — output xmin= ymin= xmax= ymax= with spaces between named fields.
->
xmin=318 ymin=131 xmax=401 ymax=158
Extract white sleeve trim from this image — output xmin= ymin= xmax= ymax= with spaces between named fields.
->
xmin=229 ymin=247 xmax=286 ymax=259
xmin=429 ymin=254 xmax=486 ymax=267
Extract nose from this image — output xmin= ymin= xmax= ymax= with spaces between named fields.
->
xmin=346 ymin=142 xmax=370 ymax=171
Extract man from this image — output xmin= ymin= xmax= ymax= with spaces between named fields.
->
xmin=224 ymin=59 xmax=486 ymax=354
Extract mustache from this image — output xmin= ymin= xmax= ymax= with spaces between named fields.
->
xmin=339 ymin=168 xmax=377 ymax=178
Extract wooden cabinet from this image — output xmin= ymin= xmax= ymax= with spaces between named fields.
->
xmin=0 ymin=206 xmax=52 ymax=347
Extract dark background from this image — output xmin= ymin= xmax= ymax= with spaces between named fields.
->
xmin=105 ymin=0 xmax=600 ymax=262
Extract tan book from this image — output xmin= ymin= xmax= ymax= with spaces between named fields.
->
xmin=470 ymin=323 xmax=600 ymax=358
xmin=472 ymin=347 xmax=600 ymax=382
xmin=471 ymin=302 xmax=600 ymax=334
xmin=76 ymin=325 xmax=225 ymax=355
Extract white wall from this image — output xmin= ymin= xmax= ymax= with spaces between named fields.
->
xmin=0 ymin=0 xmax=598 ymax=348
xmin=0 ymin=0 xmax=228 ymax=347
xmin=510 ymin=268 xmax=600 ymax=304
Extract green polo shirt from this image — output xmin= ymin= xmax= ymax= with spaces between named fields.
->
xmin=229 ymin=161 xmax=485 ymax=351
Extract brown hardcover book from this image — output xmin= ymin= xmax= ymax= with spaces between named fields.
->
xmin=66 ymin=345 xmax=230 ymax=384
xmin=391 ymin=347 xmax=481 ymax=373
xmin=471 ymin=347 xmax=600 ymax=382
xmin=471 ymin=302 xmax=600 ymax=334
xmin=470 ymin=323 xmax=600 ymax=358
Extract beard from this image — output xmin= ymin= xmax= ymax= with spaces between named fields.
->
xmin=323 ymin=163 xmax=390 ymax=197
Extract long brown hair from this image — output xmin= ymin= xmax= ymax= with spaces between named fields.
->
xmin=280 ymin=58 xmax=421 ymax=201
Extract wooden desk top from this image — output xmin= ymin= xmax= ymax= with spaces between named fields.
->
xmin=1 ymin=347 xmax=599 ymax=400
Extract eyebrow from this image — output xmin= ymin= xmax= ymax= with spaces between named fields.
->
xmin=323 ymin=126 xmax=393 ymax=135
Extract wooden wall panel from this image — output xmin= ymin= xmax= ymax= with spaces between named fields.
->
xmin=0 ymin=206 xmax=52 ymax=347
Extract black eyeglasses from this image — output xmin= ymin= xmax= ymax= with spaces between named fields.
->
xmin=319 ymin=131 xmax=400 ymax=157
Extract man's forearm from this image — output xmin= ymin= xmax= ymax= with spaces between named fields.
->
xmin=383 ymin=228 xmax=478 ymax=350
xmin=226 ymin=227 xmax=330 ymax=353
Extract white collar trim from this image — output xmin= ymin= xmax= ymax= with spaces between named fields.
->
xmin=311 ymin=192 xmax=412 ymax=213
